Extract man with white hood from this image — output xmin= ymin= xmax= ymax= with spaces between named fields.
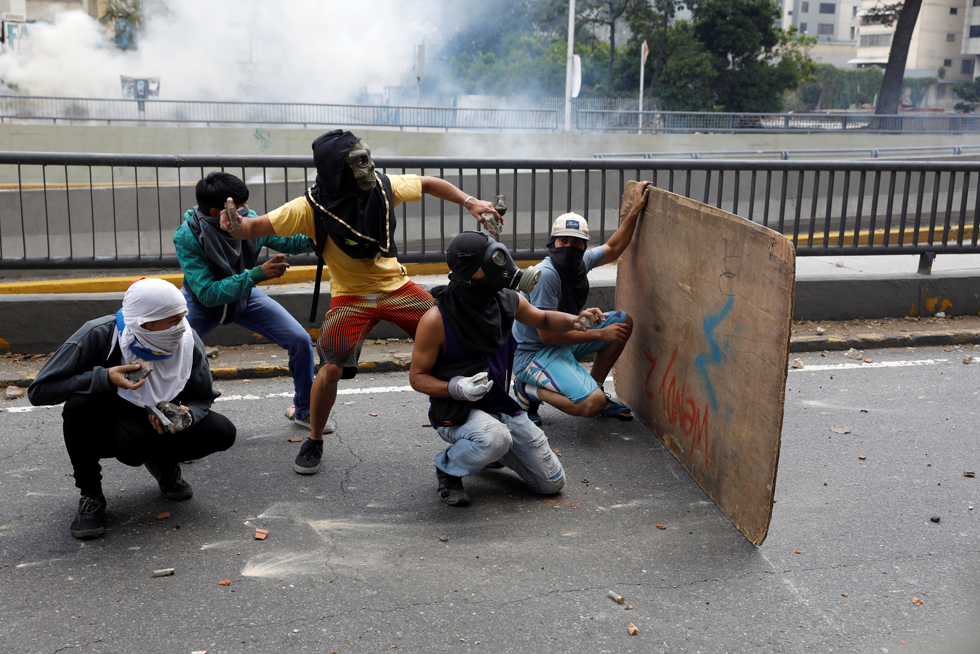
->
xmin=29 ymin=278 xmax=236 ymax=539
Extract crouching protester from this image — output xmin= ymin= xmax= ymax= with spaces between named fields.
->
xmin=28 ymin=278 xmax=236 ymax=539
xmin=409 ymin=232 xmax=595 ymax=506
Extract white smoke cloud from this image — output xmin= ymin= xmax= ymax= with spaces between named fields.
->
xmin=0 ymin=0 xmax=446 ymax=102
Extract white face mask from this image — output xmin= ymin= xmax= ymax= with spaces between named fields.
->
xmin=132 ymin=318 xmax=188 ymax=357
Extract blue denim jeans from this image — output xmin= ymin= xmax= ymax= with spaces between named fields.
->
xmin=435 ymin=409 xmax=565 ymax=495
xmin=183 ymin=287 xmax=315 ymax=420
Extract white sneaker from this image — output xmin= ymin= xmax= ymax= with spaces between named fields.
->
xmin=285 ymin=406 xmax=336 ymax=434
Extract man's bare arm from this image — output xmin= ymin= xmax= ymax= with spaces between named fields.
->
xmin=600 ymin=180 xmax=651 ymax=266
xmin=409 ymin=308 xmax=450 ymax=398
xmin=419 ymin=176 xmax=502 ymax=228
xmin=515 ymin=295 xmax=593 ymax=335
xmin=219 ymin=211 xmax=277 ymax=239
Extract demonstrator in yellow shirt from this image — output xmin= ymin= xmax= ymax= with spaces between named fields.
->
xmin=221 ymin=129 xmax=503 ymax=476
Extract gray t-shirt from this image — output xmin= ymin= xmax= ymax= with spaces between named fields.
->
xmin=512 ymin=245 xmax=606 ymax=371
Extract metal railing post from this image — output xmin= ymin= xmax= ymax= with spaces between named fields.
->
xmin=917 ymin=252 xmax=935 ymax=274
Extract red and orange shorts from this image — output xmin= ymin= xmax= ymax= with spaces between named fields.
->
xmin=316 ymin=280 xmax=434 ymax=378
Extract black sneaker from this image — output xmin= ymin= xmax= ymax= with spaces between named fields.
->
xmin=144 ymin=460 xmax=194 ymax=500
xmin=70 ymin=494 xmax=106 ymax=539
xmin=293 ymin=438 xmax=323 ymax=475
xmin=436 ymin=467 xmax=470 ymax=506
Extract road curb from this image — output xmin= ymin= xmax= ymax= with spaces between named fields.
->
xmin=3 ymin=330 xmax=979 ymax=390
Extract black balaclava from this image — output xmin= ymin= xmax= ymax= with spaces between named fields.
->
xmin=547 ymin=237 xmax=590 ymax=314
xmin=305 ymin=129 xmax=397 ymax=260
xmin=431 ymin=231 xmax=520 ymax=356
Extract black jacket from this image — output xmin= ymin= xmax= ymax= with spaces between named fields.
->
xmin=28 ymin=315 xmax=219 ymax=425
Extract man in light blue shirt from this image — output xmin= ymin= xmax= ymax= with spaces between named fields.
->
xmin=512 ymin=181 xmax=650 ymax=425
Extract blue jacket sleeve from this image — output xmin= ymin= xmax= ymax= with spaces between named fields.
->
xmin=174 ymin=216 xmax=266 ymax=308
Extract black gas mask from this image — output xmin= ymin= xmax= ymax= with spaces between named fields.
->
xmin=447 ymin=232 xmax=541 ymax=297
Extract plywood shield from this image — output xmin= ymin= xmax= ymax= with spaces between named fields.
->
xmin=613 ymin=182 xmax=795 ymax=545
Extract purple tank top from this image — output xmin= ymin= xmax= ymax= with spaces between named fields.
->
xmin=430 ymin=308 xmax=522 ymax=418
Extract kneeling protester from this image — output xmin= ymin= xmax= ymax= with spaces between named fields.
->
xmin=409 ymin=231 xmax=595 ymax=506
xmin=28 ymin=278 xmax=236 ymax=539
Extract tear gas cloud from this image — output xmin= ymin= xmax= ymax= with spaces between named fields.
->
xmin=0 ymin=0 xmax=447 ymax=102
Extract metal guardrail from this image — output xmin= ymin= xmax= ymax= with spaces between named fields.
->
xmin=2 ymin=153 xmax=980 ymax=270
xmin=595 ymin=145 xmax=980 ymax=160
xmin=578 ymin=109 xmax=980 ymax=134
xmin=0 ymin=96 xmax=560 ymax=131
xmin=0 ymin=96 xmax=977 ymax=135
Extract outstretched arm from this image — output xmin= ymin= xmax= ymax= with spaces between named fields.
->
xmin=515 ymin=294 xmax=593 ymax=335
xmin=419 ymin=176 xmax=503 ymax=230
xmin=600 ymin=180 xmax=651 ymax=266
xmin=219 ymin=198 xmax=278 ymax=239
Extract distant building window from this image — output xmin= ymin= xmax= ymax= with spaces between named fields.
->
xmin=971 ymin=25 xmax=980 ymax=38
xmin=963 ymin=59 xmax=975 ymax=75
xmin=800 ymin=22 xmax=808 ymax=33
xmin=951 ymin=7 xmax=958 ymax=14
xmin=819 ymin=2 xmax=835 ymax=13
xmin=818 ymin=23 xmax=834 ymax=35
xmin=851 ymin=26 xmax=855 ymax=39
xmin=801 ymin=1 xmax=809 ymax=12
xmin=859 ymin=33 xmax=892 ymax=47
xmin=974 ymin=0 xmax=980 ymax=7
xmin=853 ymin=5 xmax=858 ymax=16
xmin=945 ymin=58 xmax=953 ymax=66
xmin=948 ymin=33 xmax=956 ymax=42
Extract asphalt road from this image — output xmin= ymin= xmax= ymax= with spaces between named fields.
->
xmin=0 ymin=346 xmax=978 ymax=654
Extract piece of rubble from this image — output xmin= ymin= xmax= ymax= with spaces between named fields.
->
xmin=791 ymin=359 xmax=804 ymax=369
xmin=912 ymin=597 xmax=924 ymax=606
xmin=480 ymin=195 xmax=507 ymax=238
xmin=815 ymin=326 xmax=826 ymax=335
xmin=218 ymin=579 xmax=231 ymax=586
xmin=859 ymin=456 xmax=867 ymax=460
xmin=156 ymin=512 xmax=171 ymax=520
xmin=965 ymin=472 xmax=976 ymax=478
xmin=628 ymin=623 xmax=639 ymax=635
xmin=255 ymin=528 xmax=269 ymax=540
xmin=863 ymin=358 xmax=874 ymax=363
xmin=579 ymin=315 xmax=594 ymax=329
xmin=205 ymin=347 xmax=220 ymax=359
xmin=935 ymin=311 xmax=946 ymax=318
xmin=126 ymin=360 xmax=153 ymax=384
xmin=845 ymin=348 xmax=862 ymax=360
xmin=439 ymin=535 xmax=449 ymax=542
xmin=656 ymin=524 xmax=666 ymax=530
xmin=964 ymin=356 xmax=973 ymax=365
xmin=930 ymin=515 xmax=940 ymax=523
xmin=287 ymin=435 xmax=303 ymax=443
xmin=225 ymin=198 xmax=241 ymax=231
xmin=829 ymin=426 xmax=850 ymax=434
xmin=4 ymin=386 xmax=26 ymax=400
xmin=146 ymin=402 xmax=192 ymax=434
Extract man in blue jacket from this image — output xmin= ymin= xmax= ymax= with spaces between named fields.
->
xmin=174 ymin=172 xmax=328 ymax=431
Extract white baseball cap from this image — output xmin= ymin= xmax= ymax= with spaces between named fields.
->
xmin=550 ymin=213 xmax=590 ymax=241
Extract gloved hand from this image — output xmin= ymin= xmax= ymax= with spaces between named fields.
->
xmin=448 ymin=372 xmax=494 ymax=402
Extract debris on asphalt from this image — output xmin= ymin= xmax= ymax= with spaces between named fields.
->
xmin=969 ymin=506 xmax=974 ymax=510
xmin=152 ymin=568 xmax=175 ymax=577
xmin=913 ymin=597 xmax=924 ymax=605
xmin=830 ymin=426 xmax=850 ymax=434
xmin=795 ymin=550 xmax=802 ymax=554
xmin=369 ymin=413 xmax=378 ymax=417
xmin=859 ymin=456 xmax=867 ymax=460
xmin=287 ymin=435 xmax=303 ymax=443
xmin=255 ymin=529 xmax=269 ymax=540
xmin=845 ymin=348 xmax=862 ymax=360
xmin=791 ymin=358 xmax=804 ymax=369
xmin=624 ymin=604 xmax=633 ymax=610
xmin=4 ymin=386 xmax=25 ymax=400
xmin=156 ymin=512 xmax=171 ymax=520
xmin=218 ymin=579 xmax=231 ymax=586
xmin=191 ymin=650 xmax=208 ymax=654
xmin=205 ymin=347 xmax=220 ymax=359
xmin=863 ymin=358 xmax=873 ymax=363
xmin=841 ymin=593 xmax=849 ymax=597
xmin=935 ymin=311 xmax=946 ymax=318
xmin=628 ymin=623 xmax=639 ymax=635
xmin=439 ymin=535 xmax=449 ymax=542
xmin=656 ymin=524 xmax=666 ymax=530
xmin=965 ymin=472 xmax=975 ymax=478
xmin=930 ymin=515 xmax=941 ymax=523
xmin=608 ymin=590 xmax=625 ymax=604
xmin=964 ymin=356 xmax=973 ymax=365
xmin=815 ymin=326 xmax=826 ymax=334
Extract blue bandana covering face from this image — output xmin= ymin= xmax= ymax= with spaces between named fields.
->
xmin=116 ymin=309 xmax=176 ymax=361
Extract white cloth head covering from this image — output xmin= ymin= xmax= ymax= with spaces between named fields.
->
xmin=115 ymin=278 xmax=194 ymax=407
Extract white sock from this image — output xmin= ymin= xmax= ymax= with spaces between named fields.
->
xmin=524 ymin=384 xmax=540 ymax=401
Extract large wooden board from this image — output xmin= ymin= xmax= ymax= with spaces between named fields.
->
xmin=613 ymin=183 xmax=795 ymax=545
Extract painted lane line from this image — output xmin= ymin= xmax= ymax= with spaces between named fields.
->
xmin=791 ymin=358 xmax=947 ymax=372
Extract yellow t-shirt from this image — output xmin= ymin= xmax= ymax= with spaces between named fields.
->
xmin=268 ymin=174 xmax=422 ymax=296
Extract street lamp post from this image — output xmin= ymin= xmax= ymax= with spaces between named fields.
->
xmin=564 ymin=0 xmax=576 ymax=132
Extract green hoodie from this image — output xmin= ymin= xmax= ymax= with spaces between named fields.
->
xmin=174 ymin=208 xmax=314 ymax=309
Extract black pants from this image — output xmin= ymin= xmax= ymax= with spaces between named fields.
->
xmin=62 ymin=391 xmax=236 ymax=496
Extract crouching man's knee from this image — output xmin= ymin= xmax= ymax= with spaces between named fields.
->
xmin=479 ymin=422 xmax=513 ymax=464
xmin=208 ymin=412 xmax=237 ymax=452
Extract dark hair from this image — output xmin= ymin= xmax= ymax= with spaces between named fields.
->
xmin=196 ymin=171 xmax=249 ymax=216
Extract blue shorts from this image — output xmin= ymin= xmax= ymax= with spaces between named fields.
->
xmin=514 ymin=311 xmax=627 ymax=404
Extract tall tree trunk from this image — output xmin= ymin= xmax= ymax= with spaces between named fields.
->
xmin=875 ymin=0 xmax=923 ymax=116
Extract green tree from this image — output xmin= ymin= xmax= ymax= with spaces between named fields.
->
xmin=689 ymin=0 xmax=815 ymax=112
xmin=953 ymin=78 xmax=980 ymax=112
xmin=652 ymin=20 xmax=717 ymax=110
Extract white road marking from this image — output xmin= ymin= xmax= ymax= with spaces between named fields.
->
xmin=790 ymin=358 xmax=947 ymax=372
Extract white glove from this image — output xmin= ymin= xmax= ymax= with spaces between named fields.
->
xmin=448 ymin=372 xmax=494 ymax=402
